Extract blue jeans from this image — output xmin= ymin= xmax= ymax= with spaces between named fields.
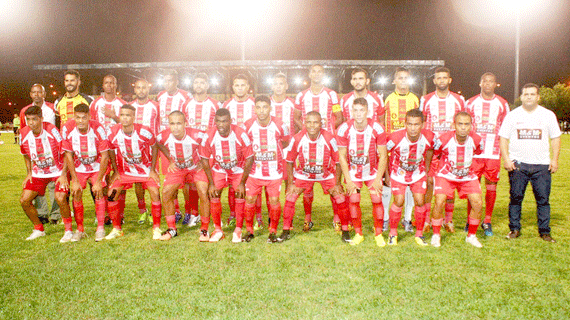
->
xmin=508 ymin=162 xmax=551 ymax=235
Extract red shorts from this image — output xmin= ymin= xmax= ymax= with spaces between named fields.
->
xmin=428 ymin=157 xmax=439 ymax=177
xmin=159 ymin=153 xmax=169 ymax=175
xmin=471 ymin=158 xmax=501 ymax=182
xmin=391 ymin=176 xmax=427 ymax=195
xmin=194 ymin=169 xmax=208 ymax=183
xmin=212 ymin=171 xmax=243 ymax=190
xmin=76 ymin=172 xmax=107 ymax=190
xmin=164 ymin=169 xmax=196 ymax=186
xmin=110 ymin=174 xmax=160 ymax=190
xmin=434 ymin=177 xmax=481 ymax=199
xmin=295 ymin=178 xmax=336 ymax=194
xmin=350 ymin=179 xmax=374 ymax=190
xmin=246 ymin=177 xmax=282 ymax=197
xmin=24 ymin=176 xmax=67 ymax=196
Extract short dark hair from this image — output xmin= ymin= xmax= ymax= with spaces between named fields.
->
xmin=121 ymin=104 xmax=136 ymax=113
xmin=454 ymin=111 xmax=472 ymax=122
xmin=216 ymin=108 xmax=231 ymax=118
xmin=103 ymin=74 xmax=117 ymax=82
xmin=233 ymin=74 xmax=249 ymax=84
xmin=255 ymin=95 xmax=271 ymax=105
xmin=169 ymin=110 xmax=186 ymax=121
xmin=25 ymin=106 xmax=42 ymax=117
xmin=194 ymin=73 xmax=209 ymax=82
xmin=394 ymin=67 xmax=409 ymax=77
xmin=434 ymin=67 xmax=450 ymax=76
xmin=405 ymin=108 xmax=424 ymax=122
xmin=480 ymin=72 xmax=496 ymax=81
xmin=74 ymin=103 xmax=90 ymax=114
xmin=352 ymin=97 xmax=368 ymax=109
xmin=274 ymin=73 xmax=287 ymax=81
xmin=64 ymin=70 xmax=80 ymax=79
xmin=351 ymin=68 xmax=369 ymax=78
xmin=164 ymin=69 xmax=179 ymax=80
xmin=306 ymin=111 xmax=321 ymax=119
xmin=522 ymin=83 xmax=539 ymax=93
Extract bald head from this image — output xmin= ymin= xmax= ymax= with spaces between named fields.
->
xmin=30 ymin=84 xmax=46 ymax=105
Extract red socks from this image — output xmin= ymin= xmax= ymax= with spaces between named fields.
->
xmin=72 ymin=200 xmax=85 ymax=232
xmin=333 ymin=195 xmax=349 ymax=231
xmin=268 ymin=203 xmax=281 ymax=233
xmin=137 ymin=199 xmax=146 ymax=214
xmin=34 ymin=224 xmax=44 ymax=231
xmin=348 ymin=194 xmax=362 ymax=235
xmin=371 ymin=196 xmax=384 ymax=236
xmin=444 ymin=201 xmax=454 ymax=224
xmin=432 ymin=218 xmax=443 ymax=235
xmin=228 ymin=186 xmax=236 ymax=217
xmin=468 ymin=217 xmax=480 ymax=236
xmin=283 ymin=199 xmax=296 ymax=230
xmin=243 ymin=200 xmax=255 ymax=233
xmin=63 ymin=217 xmax=73 ymax=232
xmin=187 ymin=189 xmax=199 ymax=216
xmin=151 ymin=201 xmax=161 ymax=229
xmin=389 ymin=204 xmax=402 ymax=236
xmin=108 ymin=201 xmax=122 ymax=230
xmin=210 ymin=198 xmax=222 ymax=229
xmin=303 ymin=193 xmax=313 ymax=222
xmin=166 ymin=215 xmax=176 ymax=230
xmin=485 ymin=184 xmax=497 ymax=224
xmin=95 ymin=199 xmax=106 ymax=230
xmin=414 ymin=205 xmax=428 ymax=237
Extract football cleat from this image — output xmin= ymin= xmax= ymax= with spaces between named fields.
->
xmin=182 ymin=213 xmax=192 ymax=226
xmin=277 ymin=230 xmax=292 ymax=242
xmin=25 ymin=230 xmax=46 ymax=241
xmin=160 ymin=228 xmax=178 ymax=241
xmin=104 ymin=228 xmax=124 ymax=240
xmin=70 ymin=231 xmax=87 ymax=242
xmin=152 ymin=228 xmax=162 ymax=240
xmin=209 ymin=230 xmax=225 ymax=242
xmin=303 ymin=221 xmax=314 ymax=232
xmin=465 ymin=235 xmax=483 ymax=248
xmin=430 ymin=234 xmax=441 ymax=247
xmin=267 ymin=232 xmax=278 ymax=243
xmin=174 ymin=211 xmax=182 ymax=223
xmin=94 ymin=229 xmax=106 ymax=242
xmin=59 ymin=231 xmax=74 ymax=243
xmin=188 ymin=214 xmax=200 ymax=227
xmin=341 ymin=230 xmax=352 ymax=243
xmin=243 ymin=232 xmax=255 ymax=242
xmin=232 ymin=231 xmax=242 ymax=243
xmin=351 ymin=233 xmax=364 ymax=246
xmin=402 ymin=220 xmax=414 ymax=233
xmin=481 ymin=223 xmax=493 ymax=237
xmin=375 ymin=234 xmax=386 ymax=247
xmin=138 ymin=211 xmax=148 ymax=225
xmin=333 ymin=221 xmax=341 ymax=233
xmin=199 ymin=229 xmax=210 ymax=242
xmin=388 ymin=235 xmax=398 ymax=246
xmin=415 ymin=236 xmax=428 ymax=246
xmin=443 ymin=221 xmax=455 ymax=233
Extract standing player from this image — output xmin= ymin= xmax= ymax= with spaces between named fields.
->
xmin=386 ymin=109 xmax=434 ymax=246
xmin=294 ymin=64 xmax=343 ymax=230
xmin=431 ymin=112 xmax=483 ymax=247
xmin=199 ymin=108 xmax=254 ymax=242
xmin=181 ymin=73 xmax=220 ymax=227
xmin=61 ymin=104 xmax=110 ymax=242
xmin=420 ymin=67 xmax=465 ymax=233
xmin=337 ymin=98 xmax=387 ymax=246
xmin=221 ymin=74 xmax=256 ymax=226
xmin=20 ymin=84 xmax=59 ymax=224
xmin=131 ymin=78 xmax=160 ymax=224
xmin=244 ymin=95 xmax=289 ymax=242
xmin=106 ymin=105 xmax=162 ymax=240
xmin=156 ymin=70 xmax=192 ymax=221
xmin=383 ymin=67 xmax=420 ymax=233
xmin=279 ymin=111 xmax=350 ymax=242
xmin=54 ymin=70 xmax=93 ymax=128
xmin=339 ymin=68 xmax=385 ymax=125
xmin=89 ymin=75 xmax=125 ymax=132
xmin=155 ymin=111 xmax=203 ymax=240
xmin=19 ymin=106 xmax=73 ymax=242
xmin=464 ymin=72 xmax=509 ymax=236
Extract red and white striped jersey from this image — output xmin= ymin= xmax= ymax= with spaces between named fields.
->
xmin=420 ymin=91 xmax=465 ymax=138
xmin=295 ymin=87 xmax=340 ymax=133
xmin=89 ymin=96 xmax=126 ymax=132
xmin=156 ymin=89 xmax=192 ymax=132
xmin=131 ymin=99 xmax=160 ymax=136
xmin=183 ymin=96 xmax=219 ymax=132
xmin=384 ymin=91 xmax=420 ymax=133
xmin=434 ymin=130 xmax=483 ymax=182
xmin=270 ymin=96 xmax=295 ymax=134
xmin=244 ymin=117 xmax=290 ymax=180
xmin=465 ymin=94 xmax=509 ymax=159
xmin=200 ymin=125 xmax=253 ymax=174
xmin=340 ymin=91 xmax=385 ymax=122
xmin=336 ymin=119 xmax=386 ymax=181
xmin=221 ymin=97 xmax=256 ymax=128
xmin=61 ymin=120 xmax=111 ymax=174
xmin=20 ymin=122 xmax=63 ymax=178
xmin=157 ymin=127 xmax=203 ymax=171
xmin=287 ymin=129 xmax=339 ymax=181
xmin=107 ymin=123 xmax=156 ymax=177
xmin=386 ymin=128 xmax=435 ymax=184
xmin=20 ymin=102 xmax=56 ymax=127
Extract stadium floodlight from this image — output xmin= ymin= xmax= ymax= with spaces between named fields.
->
xmin=323 ymin=77 xmax=331 ymax=86
xmin=210 ymin=78 xmax=219 ymax=86
xmin=377 ymin=77 xmax=388 ymax=85
xmin=408 ymin=78 xmax=415 ymax=86
xmin=294 ymin=77 xmax=303 ymax=85
xmin=184 ymin=78 xmax=191 ymax=86
xmin=266 ymin=78 xmax=273 ymax=86
xmin=156 ymin=79 xmax=164 ymax=86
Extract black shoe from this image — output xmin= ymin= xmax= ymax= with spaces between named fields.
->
xmin=341 ymin=230 xmax=352 ymax=243
xmin=39 ymin=216 xmax=49 ymax=224
xmin=267 ymin=232 xmax=278 ymax=243
xmin=49 ymin=219 xmax=59 ymax=225
xmin=540 ymin=233 xmax=556 ymax=243
xmin=506 ymin=230 xmax=521 ymax=239
xmin=243 ymin=232 xmax=255 ymax=242
xmin=277 ymin=230 xmax=291 ymax=242
xmin=104 ymin=216 xmax=112 ymax=225
xmin=162 ymin=228 xmax=178 ymax=238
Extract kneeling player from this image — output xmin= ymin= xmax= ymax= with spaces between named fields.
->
xmin=386 ymin=109 xmax=434 ymax=246
xmin=431 ymin=111 xmax=484 ymax=247
xmin=280 ymin=111 xmax=350 ymax=242
xmin=337 ymin=98 xmax=387 ymax=247
xmin=19 ymin=106 xmax=73 ymax=242
xmin=106 ymin=105 xmax=162 ymax=240
xmin=61 ymin=104 xmax=110 ymax=242
xmin=244 ymin=95 xmax=290 ymax=243
xmin=199 ymin=108 xmax=254 ymax=242
xmin=155 ymin=111 xmax=203 ymax=240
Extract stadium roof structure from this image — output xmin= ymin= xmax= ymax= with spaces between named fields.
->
xmin=33 ymin=60 xmax=445 ymax=99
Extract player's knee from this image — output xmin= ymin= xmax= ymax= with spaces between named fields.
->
xmin=54 ymin=192 xmax=67 ymax=204
xmin=370 ymin=193 xmax=382 ymax=204
xmin=486 ymin=183 xmax=497 ymax=191
xmin=303 ymin=190 xmax=314 ymax=198
xmin=286 ymin=193 xmax=299 ymax=203
xmin=245 ymin=195 xmax=257 ymax=204
xmin=349 ymin=193 xmax=361 ymax=203
xmin=333 ymin=194 xmax=346 ymax=204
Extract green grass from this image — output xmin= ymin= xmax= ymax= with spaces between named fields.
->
xmin=1 ymin=132 xmax=570 ymax=319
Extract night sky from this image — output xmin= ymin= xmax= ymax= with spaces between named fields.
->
xmin=1 ymin=0 xmax=569 ymax=120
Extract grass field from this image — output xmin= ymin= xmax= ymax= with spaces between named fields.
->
xmin=1 ymin=132 xmax=570 ymax=319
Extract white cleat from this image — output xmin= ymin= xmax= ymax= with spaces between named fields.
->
xmin=465 ymin=235 xmax=483 ymax=248
xmin=209 ymin=230 xmax=224 ymax=242
xmin=70 ymin=231 xmax=87 ymax=242
xmin=430 ymin=234 xmax=441 ymax=247
xmin=152 ymin=228 xmax=162 ymax=240
xmin=188 ymin=214 xmax=200 ymax=227
xmin=94 ymin=229 xmax=106 ymax=242
xmin=59 ymin=231 xmax=74 ymax=243
xmin=26 ymin=230 xmax=46 ymax=241
xmin=232 ymin=231 xmax=242 ymax=243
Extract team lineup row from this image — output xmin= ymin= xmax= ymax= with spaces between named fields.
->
xmin=18 ymin=65 xmax=561 ymax=246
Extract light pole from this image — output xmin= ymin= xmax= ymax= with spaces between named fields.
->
xmin=514 ymin=6 xmax=521 ymax=102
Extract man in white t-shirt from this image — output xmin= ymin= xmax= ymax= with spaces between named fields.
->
xmin=499 ymin=83 xmax=561 ymax=243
